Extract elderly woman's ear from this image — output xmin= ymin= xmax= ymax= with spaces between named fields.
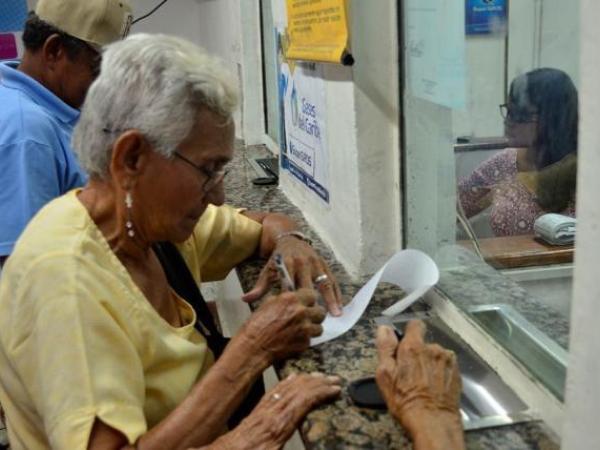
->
xmin=109 ymin=130 xmax=153 ymax=187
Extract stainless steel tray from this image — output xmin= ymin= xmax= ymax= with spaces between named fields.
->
xmin=468 ymin=304 xmax=567 ymax=400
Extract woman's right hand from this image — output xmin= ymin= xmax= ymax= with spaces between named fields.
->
xmin=196 ymin=372 xmax=341 ymax=450
xmin=238 ymin=288 xmax=325 ymax=362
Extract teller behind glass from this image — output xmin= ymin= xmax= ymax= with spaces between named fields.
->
xmin=458 ymin=68 xmax=578 ymax=237
xmin=0 ymin=33 xmax=343 ymax=450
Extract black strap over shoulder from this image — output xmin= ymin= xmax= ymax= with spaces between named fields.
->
xmin=152 ymin=241 xmax=265 ymax=428
xmin=153 ymin=241 xmax=228 ymax=357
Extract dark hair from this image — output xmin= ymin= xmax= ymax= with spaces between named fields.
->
xmin=509 ymin=68 xmax=579 ymax=169
xmin=510 ymin=68 xmax=579 ymax=211
xmin=22 ymin=12 xmax=89 ymax=60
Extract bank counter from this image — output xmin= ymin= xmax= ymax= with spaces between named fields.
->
xmin=224 ymin=146 xmax=559 ymax=450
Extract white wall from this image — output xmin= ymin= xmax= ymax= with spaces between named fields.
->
xmin=27 ymin=0 xmax=262 ymax=142
xmin=508 ymin=0 xmax=580 ymax=86
xmin=454 ymin=0 xmax=581 ymax=141
xmin=132 ymin=1 xmax=265 ymax=143
xmin=129 ymin=0 xmax=206 ymax=48
xmin=453 ymin=35 xmax=506 ymax=139
xmin=350 ymin=0 xmax=402 ymax=273
xmin=561 ymin=1 xmax=600 ymax=447
xmin=27 ymin=0 xmax=244 ymax=73
xmin=273 ymin=0 xmax=402 ymax=277
xmin=130 ymin=0 xmax=399 ymax=277
xmin=539 ymin=0 xmax=580 ymax=84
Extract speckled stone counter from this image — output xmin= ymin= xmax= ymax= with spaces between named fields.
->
xmin=225 ymin=145 xmax=560 ymax=450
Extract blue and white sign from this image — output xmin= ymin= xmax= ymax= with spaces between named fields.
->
xmin=466 ymin=0 xmax=507 ymax=35
xmin=281 ymin=63 xmax=330 ymax=203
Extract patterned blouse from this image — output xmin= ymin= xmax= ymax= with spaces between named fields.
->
xmin=458 ymin=148 xmax=576 ymax=237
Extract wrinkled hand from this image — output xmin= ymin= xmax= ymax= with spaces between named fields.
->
xmin=239 ymin=288 xmax=326 ymax=362
xmin=242 ymin=236 xmax=343 ymax=316
xmin=238 ymin=373 xmax=341 ymax=448
xmin=196 ymin=373 xmax=341 ymax=450
xmin=375 ymin=320 xmax=463 ymax=442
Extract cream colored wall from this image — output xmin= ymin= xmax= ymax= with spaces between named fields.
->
xmin=452 ymin=35 xmax=506 ymax=139
xmin=128 ymin=0 xmax=251 ymax=140
xmin=562 ymin=0 xmax=600 ymax=446
xmin=508 ymin=0 xmax=580 ymax=86
xmin=455 ymin=0 xmax=581 ymax=140
xmin=129 ymin=0 xmax=209 ymax=48
xmin=28 ymin=0 xmax=400 ymax=278
xmin=27 ymin=0 xmax=260 ymax=140
xmin=272 ymin=0 xmax=402 ymax=277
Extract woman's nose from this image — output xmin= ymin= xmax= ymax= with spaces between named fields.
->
xmin=206 ymin=183 xmax=225 ymax=206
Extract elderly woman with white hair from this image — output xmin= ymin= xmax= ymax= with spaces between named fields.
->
xmin=0 ymin=34 xmax=344 ymax=450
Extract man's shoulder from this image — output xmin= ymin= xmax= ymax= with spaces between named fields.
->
xmin=0 ymin=88 xmax=61 ymax=147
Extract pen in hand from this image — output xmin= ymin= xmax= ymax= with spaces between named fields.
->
xmin=274 ymin=253 xmax=296 ymax=291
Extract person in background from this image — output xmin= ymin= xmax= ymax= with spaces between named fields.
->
xmin=0 ymin=0 xmax=133 ymax=265
xmin=458 ymin=68 xmax=578 ymax=237
xmin=0 ymin=33 xmax=343 ymax=450
xmin=376 ymin=320 xmax=465 ymax=450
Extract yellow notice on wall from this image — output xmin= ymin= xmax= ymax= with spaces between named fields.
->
xmin=285 ymin=0 xmax=351 ymax=64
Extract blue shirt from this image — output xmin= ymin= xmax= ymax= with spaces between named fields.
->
xmin=0 ymin=62 xmax=87 ymax=256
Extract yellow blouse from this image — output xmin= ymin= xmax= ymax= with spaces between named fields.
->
xmin=0 ymin=190 xmax=262 ymax=450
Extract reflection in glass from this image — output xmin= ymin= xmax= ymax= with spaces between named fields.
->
xmin=402 ymin=0 xmax=580 ymax=406
xmin=458 ymin=69 xmax=578 ymax=237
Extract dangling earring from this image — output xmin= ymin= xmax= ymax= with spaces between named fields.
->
xmin=125 ymin=191 xmax=135 ymax=238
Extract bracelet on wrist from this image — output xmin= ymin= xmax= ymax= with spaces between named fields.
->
xmin=275 ymin=230 xmax=313 ymax=246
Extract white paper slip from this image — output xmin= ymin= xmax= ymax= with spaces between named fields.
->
xmin=311 ymin=249 xmax=439 ymax=346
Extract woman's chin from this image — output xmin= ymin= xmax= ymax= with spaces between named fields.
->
xmin=167 ymin=218 xmax=198 ymax=243
xmin=505 ymin=135 xmax=521 ymax=148
xmin=168 ymin=207 xmax=207 ymax=242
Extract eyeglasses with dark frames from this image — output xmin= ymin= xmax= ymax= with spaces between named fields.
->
xmin=99 ymin=129 xmax=228 ymax=192
xmin=173 ymin=152 xmax=229 ymax=193
xmin=499 ymin=103 xmax=539 ymax=123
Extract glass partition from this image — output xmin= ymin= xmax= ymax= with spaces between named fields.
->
xmin=402 ymin=0 xmax=579 ymax=400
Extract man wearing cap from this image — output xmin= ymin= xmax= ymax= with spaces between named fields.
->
xmin=0 ymin=0 xmax=132 ymax=265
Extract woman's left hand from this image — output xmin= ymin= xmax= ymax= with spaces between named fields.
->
xmin=375 ymin=321 xmax=464 ymax=450
xmin=193 ymin=372 xmax=342 ymax=450
xmin=242 ymin=236 xmax=343 ymax=316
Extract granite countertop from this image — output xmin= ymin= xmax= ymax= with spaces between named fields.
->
xmin=226 ymin=145 xmax=560 ymax=450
